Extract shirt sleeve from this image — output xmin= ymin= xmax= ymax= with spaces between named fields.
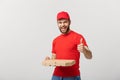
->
xmin=76 ymin=34 xmax=88 ymax=47
xmin=81 ymin=36 xmax=88 ymax=46
xmin=51 ymin=39 xmax=56 ymax=54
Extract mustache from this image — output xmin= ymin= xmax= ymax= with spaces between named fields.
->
xmin=59 ymin=26 xmax=70 ymax=34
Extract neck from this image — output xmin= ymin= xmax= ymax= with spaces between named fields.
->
xmin=62 ymin=29 xmax=71 ymax=35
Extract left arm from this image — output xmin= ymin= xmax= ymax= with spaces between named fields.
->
xmin=77 ymin=39 xmax=92 ymax=59
xmin=82 ymin=46 xmax=92 ymax=59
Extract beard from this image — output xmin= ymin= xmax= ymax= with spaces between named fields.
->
xmin=59 ymin=26 xmax=70 ymax=34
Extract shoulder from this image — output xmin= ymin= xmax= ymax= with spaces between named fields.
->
xmin=52 ymin=34 xmax=62 ymax=42
xmin=71 ymin=30 xmax=84 ymax=38
xmin=71 ymin=30 xmax=86 ymax=43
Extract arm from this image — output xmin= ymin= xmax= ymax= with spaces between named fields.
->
xmin=82 ymin=46 xmax=92 ymax=59
xmin=77 ymin=38 xmax=92 ymax=59
xmin=51 ymin=53 xmax=56 ymax=59
xmin=45 ymin=53 xmax=56 ymax=60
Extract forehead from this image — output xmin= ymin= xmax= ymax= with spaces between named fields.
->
xmin=57 ymin=19 xmax=69 ymax=22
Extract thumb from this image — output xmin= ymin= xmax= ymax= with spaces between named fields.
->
xmin=80 ymin=38 xmax=83 ymax=44
xmin=80 ymin=38 xmax=84 ymax=46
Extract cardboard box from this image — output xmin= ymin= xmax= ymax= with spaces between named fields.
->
xmin=42 ymin=59 xmax=76 ymax=67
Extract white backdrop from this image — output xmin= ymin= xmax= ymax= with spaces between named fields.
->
xmin=0 ymin=0 xmax=120 ymax=80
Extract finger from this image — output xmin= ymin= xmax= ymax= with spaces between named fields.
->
xmin=45 ymin=56 xmax=50 ymax=60
xmin=80 ymin=38 xmax=83 ymax=44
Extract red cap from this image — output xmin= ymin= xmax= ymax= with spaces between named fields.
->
xmin=57 ymin=11 xmax=70 ymax=20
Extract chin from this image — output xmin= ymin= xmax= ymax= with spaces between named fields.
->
xmin=61 ymin=31 xmax=68 ymax=34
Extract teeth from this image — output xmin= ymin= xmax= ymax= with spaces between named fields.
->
xmin=61 ymin=29 xmax=65 ymax=30
xmin=61 ymin=27 xmax=66 ymax=31
xmin=61 ymin=27 xmax=66 ymax=29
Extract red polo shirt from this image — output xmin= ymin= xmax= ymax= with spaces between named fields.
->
xmin=52 ymin=30 xmax=88 ymax=77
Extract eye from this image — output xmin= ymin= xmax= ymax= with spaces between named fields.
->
xmin=58 ymin=21 xmax=62 ymax=24
xmin=59 ymin=22 xmax=62 ymax=24
xmin=64 ymin=21 xmax=67 ymax=23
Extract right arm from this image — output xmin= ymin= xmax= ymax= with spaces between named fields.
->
xmin=45 ymin=39 xmax=56 ymax=60
xmin=51 ymin=53 xmax=56 ymax=59
xmin=45 ymin=53 xmax=56 ymax=60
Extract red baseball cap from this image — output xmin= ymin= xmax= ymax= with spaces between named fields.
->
xmin=57 ymin=11 xmax=70 ymax=20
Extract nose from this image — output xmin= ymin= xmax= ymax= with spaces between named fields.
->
xmin=60 ymin=22 xmax=65 ymax=27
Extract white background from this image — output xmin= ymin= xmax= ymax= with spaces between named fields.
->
xmin=0 ymin=0 xmax=120 ymax=80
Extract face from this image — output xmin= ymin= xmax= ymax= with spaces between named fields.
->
xmin=57 ymin=19 xmax=71 ymax=34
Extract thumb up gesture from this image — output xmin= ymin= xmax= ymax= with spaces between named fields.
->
xmin=77 ymin=38 xmax=85 ymax=53
xmin=77 ymin=38 xmax=92 ymax=59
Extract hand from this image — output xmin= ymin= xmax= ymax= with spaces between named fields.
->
xmin=77 ymin=38 xmax=85 ymax=53
xmin=45 ymin=56 xmax=50 ymax=60
xmin=77 ymin=38 xmax=92 ymax=59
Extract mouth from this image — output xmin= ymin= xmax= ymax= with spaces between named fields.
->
xmin=60 ymin=27 xmax=67 ymax=32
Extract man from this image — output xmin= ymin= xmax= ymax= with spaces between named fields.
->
xmin=45 ymin=11 xmax=92 ymax=80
